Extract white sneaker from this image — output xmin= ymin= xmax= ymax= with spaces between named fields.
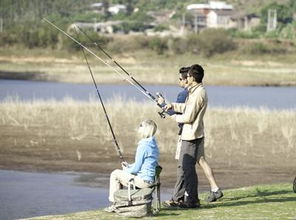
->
xmin=104 ymin=205 xmax=116 ymax=213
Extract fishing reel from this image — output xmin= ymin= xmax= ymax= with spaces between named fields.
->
xmin=158 ymin=109 xmax=166 ymax=118
xmin=156 ymin=92 xmax=166 ymax=119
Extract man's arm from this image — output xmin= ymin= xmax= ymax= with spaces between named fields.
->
xmin=172 ymin=94 xmax=205 ymax=124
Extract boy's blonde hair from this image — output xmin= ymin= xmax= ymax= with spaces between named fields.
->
xmin=138 ymin=119 xmax=157 ymax=139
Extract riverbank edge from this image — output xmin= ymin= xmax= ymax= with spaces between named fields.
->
xmin=0 ymin=74 xmax=295 ymax=87
xmin=19 ymin=182 xmax=296 ymax=220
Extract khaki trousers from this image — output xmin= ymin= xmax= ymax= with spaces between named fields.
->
xmin=108 ymin=169 xmax=152 ymax=202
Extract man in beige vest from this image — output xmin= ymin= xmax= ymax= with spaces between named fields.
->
xmin=158 ymin=64 xmax=223 ymax=208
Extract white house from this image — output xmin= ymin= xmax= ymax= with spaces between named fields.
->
xmin=187 ymin=1 xmax=234 ymax=30
xmin=90 ymin=2 xmax=104 ymax=13
xmin=108 ymin=4 xmax=126 ymax=15
xmin=207 ymin=9 xmax=233 ymax=28
xmin=90 ymin=3 xmax=127 ymax=15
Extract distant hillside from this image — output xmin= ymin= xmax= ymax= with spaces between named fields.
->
xmin=221 ymin=0 xmax=290 ymax=13
xmin=0 ymin=0 xmax=293 ymax=24
xmin=132 ymin=0 xmax=291 ymax=14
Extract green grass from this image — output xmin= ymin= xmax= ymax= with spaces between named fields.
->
xmin=23 ymin=183 xmax=296 ymax=220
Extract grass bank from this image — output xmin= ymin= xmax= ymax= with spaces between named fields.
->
xmin=21 ymin=183 xmax=296 ymax=220
xmin=1 ymin=48 xmax=296 ymax=86
xmin=0 ymin=98 xmax=295 ymax=189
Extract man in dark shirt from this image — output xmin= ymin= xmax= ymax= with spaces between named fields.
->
xmin=159 ymin=66 xmax=223 ymax=208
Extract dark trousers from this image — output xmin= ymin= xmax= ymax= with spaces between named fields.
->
xmin=172 ymin=138 xmax=203 ymax=204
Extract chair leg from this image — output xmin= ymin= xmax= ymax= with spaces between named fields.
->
xmin=154 ymin=177 xmax=161 ymax=212
xmin=157 ymin=183 xmax=161 ymax=210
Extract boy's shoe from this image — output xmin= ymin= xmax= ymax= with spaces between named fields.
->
xmin=206 ymin=189 xmax=224 ymax=202
xmin=104 ymin=204 xmax=116 ymax=213
xmin=162 ymin=199 xmax=182 ymax=208
xmin=178 ymin=200 xmax=200 ymax=209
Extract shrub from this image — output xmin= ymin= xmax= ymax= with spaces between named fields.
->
xmin=279 ymin=22 xmax=296 ymax=40
xmin=0 ymin=32 xmax=18 ymax=46
xmin=107 ymin=35 xmax=149 ymax=53
xmin=191 ymin=28 xmax=236 ymax=57
xmin=62 ymin=31 xmax=111 ymax=51
xmin=243 ymin=41 xmax=287 ymax=55
xmin=169 ymin=37 xmax=188 ymax=54
xmin=186 ymin=34 xmax=200 ymax=54
xmin=147 ymin=37 xmax=168 ymax=55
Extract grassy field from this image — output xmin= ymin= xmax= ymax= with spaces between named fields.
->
xmin=1 ymin=48 xmax=296 ymax=86
xmin=21 ymin=183 xmax=296 ymax=220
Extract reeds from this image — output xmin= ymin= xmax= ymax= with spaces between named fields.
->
xmin=0 ymin=98 xmax=295 ymax=168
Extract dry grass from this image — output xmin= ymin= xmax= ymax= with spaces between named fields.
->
xmin=0 ymin=98 xmax=295 ymax=163
xmin=1 ymin=50 xmax=296 ymax=86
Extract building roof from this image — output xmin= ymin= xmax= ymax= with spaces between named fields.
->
xmin=91 ymin=3 xmax=103 ymax=8
xmin=187 ymin=4 xmax=210 ymax=10
xmin=187 ymin=1 xmax=233 ymax=11
xmin=209 ymin=1 xmax=233 ymax=10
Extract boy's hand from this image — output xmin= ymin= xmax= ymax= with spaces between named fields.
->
xmin=164 ymin=104 xmax=172 ymax=111
xmin=156 ymin=92 xmax=165 ymax=105
xmin=121 ymin=161 xmax=128 ymax=169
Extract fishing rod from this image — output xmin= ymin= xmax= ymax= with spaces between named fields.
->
xmin=43 ymin=18 xmax=166 ymax=118
xmin=74 ymin=25 xmax=165 ymax=114
xmin=76 ymin=31 xmax=125 ymax=163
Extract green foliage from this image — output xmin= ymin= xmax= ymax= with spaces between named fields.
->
xmin=153 ymin=24 xmax=170 ymax=32
xmin=1 ymin=0 xmax=295 ymax=52
xmin=279 ymin=21 xmax=296 ymax=40
xmin=128 ymin=11 xmax=154 ymax=24
xmin=167 ymin=37 xmax=188 ymax=54
xmin=107 ymin=35 xmax=149 ymax=53
xmin=0 ymin=32 xmax=17 ymax=46
xmin=0 ymin=21 xmax=59 ymax=48
xmin=243 ymin=41 xmax=287 ymax=55
xmin=148 ymin=37 xmax=168 ymax=55
xmin=114 ymin=21 xmax=152 ymax=33
xmin=260 ymin=2 xmax=293 ymax=25
xmin=227 ymin=28 xmax=261 ymax=39
xmin=192 ymin=28 xmax=237 ymax=57
xmin=62 ymin=31 xmax=111 ymax=52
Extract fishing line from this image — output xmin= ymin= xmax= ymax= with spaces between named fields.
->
xmin=74 ymin=25 xmax=161 ymax=103
xmin=75 ymin=30 xmax=125 ymax=163
xmin=43 ymin=18 xmax=166 ymax=118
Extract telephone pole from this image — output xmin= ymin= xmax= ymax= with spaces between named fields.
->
xmin=0 ymin=18 xmax=3 ymax=32
xmin=267 ymin=9 xmax=277 ymax=32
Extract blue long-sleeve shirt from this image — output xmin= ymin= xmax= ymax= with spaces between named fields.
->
xmin=176 ymin=88 xmax=188 ymax=104
xmin=165 ymin=88 xmax=188 ymax=134
xmin=125 ymin=136 xmax=159 ymax=182
xmin=161 ymin=88 xmax=188 ymax=116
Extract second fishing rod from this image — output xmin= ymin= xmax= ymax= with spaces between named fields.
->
xmin=75 ymin=25 xmax=167 ymax=118
xmin=43 ymin=18 xmax=166 ymax=118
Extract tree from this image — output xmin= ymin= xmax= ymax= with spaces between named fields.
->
xmin=261 ymin=2 xmax=293 ymax=25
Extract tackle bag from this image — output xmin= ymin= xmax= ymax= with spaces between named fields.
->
xmin=113 ymin=165 xmax=162 ymax=217
xmin=113 ymin=186 xmax=154 ymax=217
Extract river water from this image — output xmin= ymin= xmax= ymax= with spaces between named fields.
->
xmin=0 ymin=79 xmax=296 ymax=110
xmin=0 ymin=170 xmax=170 ymax=220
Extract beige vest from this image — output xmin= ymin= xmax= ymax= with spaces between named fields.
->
xmin=171 ymin=83 xmax=207 ymax=141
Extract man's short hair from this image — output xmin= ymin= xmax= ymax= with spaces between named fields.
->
xmin=179 ymin=66 xmax=190 ymax=79
xmin=188 ymin=64 xmax=204 ymax=83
